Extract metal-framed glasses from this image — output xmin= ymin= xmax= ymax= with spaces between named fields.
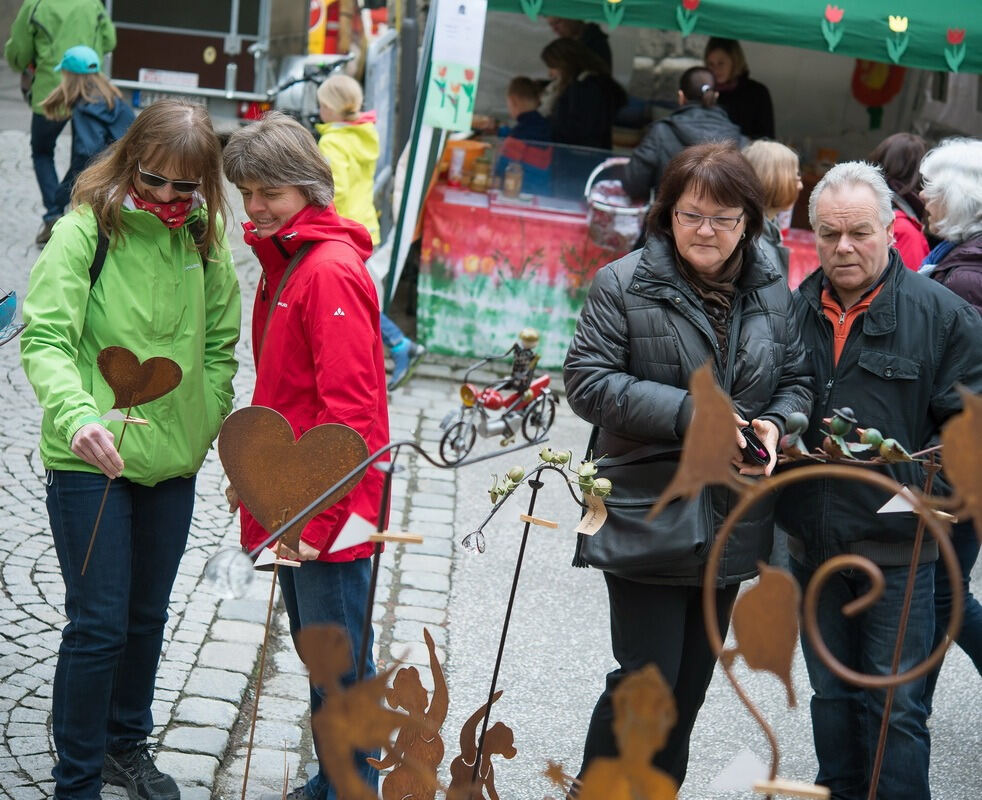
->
xmin=673 ymin=209 xmax=745 ymax=231
xmin=137 ymin=163 xmax=201 ymax=194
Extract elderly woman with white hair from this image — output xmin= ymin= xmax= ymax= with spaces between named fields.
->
xmin=916 ymin=137 xmax=982 ymax=719
xmin=919 ymin=136 xmax=982 ymax=313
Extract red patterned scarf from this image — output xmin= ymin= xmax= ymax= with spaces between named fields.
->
xmin=128 ymin=187 xmax=193 ymax=229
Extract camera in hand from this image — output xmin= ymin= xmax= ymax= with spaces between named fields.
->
xmin=740 ymin=426 xmax=769 ymax=466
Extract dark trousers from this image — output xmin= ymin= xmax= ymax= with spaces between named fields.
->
xmin=278 ymin=557 xmax=379 ymax=800
xmin=579 ymin=573 xmax=739 ymax=786
xmin=792 ymin=558 xmax=934 ymax=800
xmin=923 ymin=520 xmax=982 ymax=714
xmin=30 ymin=112 xmax=70 ymax=223
xmin=46 ymin=470 xmax=194 ymax=799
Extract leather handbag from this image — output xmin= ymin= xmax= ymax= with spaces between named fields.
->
xmin=572 ymin=298 xmax=744 ymax=580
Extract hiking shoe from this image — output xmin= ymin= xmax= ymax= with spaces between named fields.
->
xmin=103 ymin=743 xmax=180 ymax=800
xmin=388 ymin=339 xmax=425 ymax=391
xmin=35 ymin=218 xmax=58 ymax=246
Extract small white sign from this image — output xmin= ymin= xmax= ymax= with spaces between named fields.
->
xmin=138 ymin=68 xmax=199 ymax=88
xmin=877 ymin=486 xmax=917 ymax=514
xmin=709 ymin=748 xmax=769 ymax=792
xmin=327 ymin=512 xmax=376 ymax=554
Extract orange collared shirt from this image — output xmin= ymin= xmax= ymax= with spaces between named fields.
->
xmin=821 ymin=283 xmax=886 ymax=366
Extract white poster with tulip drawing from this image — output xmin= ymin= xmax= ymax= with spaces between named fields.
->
xmin=423 ymin=0 xmax=487 ymax=131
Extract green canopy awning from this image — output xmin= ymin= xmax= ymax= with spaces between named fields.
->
xmin=488 ymin=0 xmax=980 ymax=74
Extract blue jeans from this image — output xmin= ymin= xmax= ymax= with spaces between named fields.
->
xmin=278 ymin=558 xmax=379 ymax=800
xmin=379 ymin=312 xmax=405 ymax=350
xmin=31 ymin=112 xmax=70 ymax=223
xmin=46 ymin=470 xmax=195 ymax=799
xmin=923 ymin=521 xmax=982 ymax=714
xmin=791 ymin=558 xmax=934 ymax=800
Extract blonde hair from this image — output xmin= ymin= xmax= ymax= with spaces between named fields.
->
xmin=41 ymin=71 xmax=122 ymax=120
xmin=742 ymin=140 xmax=800 ymax=215
xmin=223 ymin=111 xmax=335 ymax=207
xmin=71 ymin=99 xmax=229 ymax=257
xmin=316 ymin=74 xmax=364 ymax=122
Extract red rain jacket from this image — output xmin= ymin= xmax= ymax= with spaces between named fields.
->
xmin=239 ymin=204 xmax=389 ymax=560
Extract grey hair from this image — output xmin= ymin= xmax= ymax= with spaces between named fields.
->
xmin=919 ymin=137 xmax=982 ymax=243
xmin=223 ymin=111 xmax=334 ymax=207
xmin=808 ymin=161 xmax=893 ymax=229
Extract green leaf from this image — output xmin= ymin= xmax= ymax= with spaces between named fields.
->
xmin=603 ymin=2 xmax=626 ymax=29
xmin=945 ymin=43 xmax=966 ymax=73
xmin=675 ymin=6 xmax=697 ymax=37
xmin=519 ymin=0 xmax=543 ymax=20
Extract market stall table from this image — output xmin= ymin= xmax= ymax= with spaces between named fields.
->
xmin=418 ymin=185 xmax=821 ymax=366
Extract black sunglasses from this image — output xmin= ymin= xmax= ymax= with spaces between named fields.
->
xmin=137 ymin=163 xmax=200 ymax=194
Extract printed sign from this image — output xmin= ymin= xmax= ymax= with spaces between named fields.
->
xmin=423 ymin=0 xmax=487 ymax=131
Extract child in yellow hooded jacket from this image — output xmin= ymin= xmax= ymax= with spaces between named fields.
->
xmin=317 ymin=73 xmax=424 ymax=389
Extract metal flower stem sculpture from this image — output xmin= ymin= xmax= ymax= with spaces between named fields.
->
xmin=458 ymin=449 xmax=610 ymax=796
xmin=647 ymin=365 xmax=966 ymax=799
xmin=81 ymin=346 xmax=183 ymax=575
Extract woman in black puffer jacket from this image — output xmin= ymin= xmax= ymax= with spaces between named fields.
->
xmin=564 ymin=142 xmax=812 ymax=790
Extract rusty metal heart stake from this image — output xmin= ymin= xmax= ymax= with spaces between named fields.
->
xmin=217 ymin=406 xmax=369 ymax=553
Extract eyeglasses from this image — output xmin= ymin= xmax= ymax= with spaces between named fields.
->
xmin=137 ymin=163 xmax=201 ymax=194
xmin=674 ymin=209 xmax=745 ymax=231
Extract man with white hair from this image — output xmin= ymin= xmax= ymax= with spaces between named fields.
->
xmin=776 ymin=161 xmax=982 ymax=799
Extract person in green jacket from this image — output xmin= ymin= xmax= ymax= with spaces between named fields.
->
xmin=316 ymin=73 xmax=425 ymax=391
xmin=4 ymin=0 xmax=116 ymax=245
xmin=20 ymin=99 xmax=241 ymax=800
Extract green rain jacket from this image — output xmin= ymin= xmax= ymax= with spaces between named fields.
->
xmin=21 ymin=204 xmax=241 ymax=486
xmin=5 ymin=0 xmax=116 ymax=114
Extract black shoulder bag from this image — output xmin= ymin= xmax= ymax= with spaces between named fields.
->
xmin=572 ymin=299 xmax=744 ymax=580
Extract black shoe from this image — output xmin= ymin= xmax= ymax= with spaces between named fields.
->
xmin=103 ymin=743 xmax=180 ymax=800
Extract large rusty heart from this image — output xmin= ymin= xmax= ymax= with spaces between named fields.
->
xmin=97 ymin=346 xmax=183 ymax=409
xmin=218 ymin=406 xmax=370 ymax=552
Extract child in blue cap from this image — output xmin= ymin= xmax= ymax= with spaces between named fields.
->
xmin=37 ymin=45 xmax=134 ymax=245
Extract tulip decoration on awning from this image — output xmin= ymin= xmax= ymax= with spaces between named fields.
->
xmin=490 ymin=0 xmax=981 ymax=74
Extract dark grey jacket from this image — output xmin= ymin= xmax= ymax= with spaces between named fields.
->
xmin=620 ymin=104 xmax=744 ymax=200
xmin=564 ymin=236 xmax=813 ymax=584
xmin=756 ymin=217 xmax=789 ymax=281
xmin=777 ymin=253 xmax=982 ymax=567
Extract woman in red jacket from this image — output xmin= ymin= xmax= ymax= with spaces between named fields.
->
xmin=869 ymin=133 xmax=930 ymax=270
xmin=223 ymin=112 xmax=389 ymax=800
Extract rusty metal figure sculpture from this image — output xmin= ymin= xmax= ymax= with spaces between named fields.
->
xmin=297 ymin=624 xmax=417 ymax=800
xmin=369 ymin=628 xmax=449 ymax=800
xmin=645 ymin=363 xmax=967 ymax=799
xmin=80 ymin=346 xmax=183 ymax=574
xmin=546 ymin=664 xmax=679 ymax=800
xmin=938 ymin=388 xmax=982 ymax=539
xmin=446 ymin=690 xmax=517 ymax=800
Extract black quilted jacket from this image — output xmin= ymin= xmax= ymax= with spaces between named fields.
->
xmin=564 ymin=236 xmax=813 ymax=584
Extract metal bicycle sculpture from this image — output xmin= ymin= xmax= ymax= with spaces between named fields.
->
xmin=438 ymin=350 xmax=559 ymax=465
xmin=648 ymin=363 xmax=975 ymax=800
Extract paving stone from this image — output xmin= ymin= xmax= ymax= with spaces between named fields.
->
xmin=184 ymin=667 xmax=249 ymax=704
xmin=153 ymin=752 xmax=218 ymax=788
xmin=198 ymin=641 xmax=259 ymax=673
xmin=400 ymin=570 xmax=450 ymax=593
xmin=396 ymin=588 xmax=449 ymax=611
xmin=210 ymin=619 xmax=267 ymax=644
xmin=400 ymin=553 xmax=452 ymax=575
xmin=174 ymin=697 xmax=239 ymax=729
xmin=162 ymin=726 xmax=230 ymax=759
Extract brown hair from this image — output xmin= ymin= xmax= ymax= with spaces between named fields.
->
xmin=648 ymin=142 xmax=765 ymax=257
xmin=223 ymin=111 xmax=334 ymax=207
xmin=704 ymin=37 xmax=749 ymax=77
xmin=71 ymin=99 xmax=229 ymax=257
xmin=868 ymin=132 xmax=928 ymax=208
xmin=507 ymin=76 xmax=541 ymax=105
xmin=540 ymin=37 xmax=610 ymax=94
xmin=742 ymin=140 xmax=800 ymax=214
xmin=41 ymin=71 xmax=122 ymax=120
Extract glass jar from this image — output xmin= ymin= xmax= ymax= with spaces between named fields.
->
xmin=503 ymin=162 xmax=523 ymax=198
xmin=470 ymin=155 xmax=491 ymax=193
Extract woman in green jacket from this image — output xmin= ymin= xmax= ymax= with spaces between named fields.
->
xmin=20 ymin=99 xmax=241 ymax=800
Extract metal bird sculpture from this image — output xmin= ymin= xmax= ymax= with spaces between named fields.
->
xmin=647 ymin=362 xmax=747 ymax=521
xmin=779 ymin=411 xmax=810 ymax=458
xmin=879 ymin=437 xmax=915 ymax=463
